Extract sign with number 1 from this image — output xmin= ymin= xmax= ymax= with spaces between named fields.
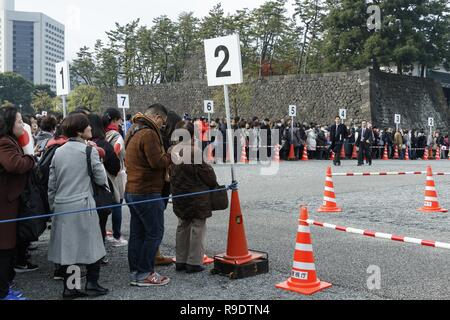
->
xmin=204 ymin=34 xmax=243 ymax=87
xmin=55 ymin=61 xmax=71 ymax=96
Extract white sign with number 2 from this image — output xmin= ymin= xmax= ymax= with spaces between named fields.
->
xmin=204 ymin=34 xmax=243 ymax=87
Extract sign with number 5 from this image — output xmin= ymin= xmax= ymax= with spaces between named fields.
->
xmin=204 ymin=34 xmax=243 ymax=87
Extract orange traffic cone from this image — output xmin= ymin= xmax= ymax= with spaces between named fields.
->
xmin=382 ymin=145 xmax=389 ymax=160
xmin=273 ymin=144 xmax=281 ymax=163
xmin=330 ymin=151 xmax=335 ymax=161
xmin=240 ymin=142 xmax=248 ymax=164
xmin=340 ymin=144 xmax=346 ymax=160
xmin=276 ymin=207 xmax=332 ymax=296
xmin=301 ymin=145 xmax=309 ymax=161
xmin=288 ymin=144 xmax=296 ymax=161
xmin=215 ymin=190 xmax=265 ymax=265
xmin=436 ymin=147 xmax=441 ymax=161
xmin=394 ymin=145 xmax=399 ymax=159
xmin=352 ymin=145 xmax=358 ymax=160
xmin=318 ymin=167 xmax=342 ymax=213
xmin=404 ymin=147 xmax=410 ymax=161
xmin=172 ymin=255 xmax=214 ymax=266
xmin=418 ymin=166 xmax=448 ymax=213
xmin=423 ymin=148 xmax=429 ymax=160
xmin=448 ymin=149 xmax=450 ymax=161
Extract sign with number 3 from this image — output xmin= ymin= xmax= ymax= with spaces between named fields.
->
xmin=204 ymin=34 xmax=243 ymax=87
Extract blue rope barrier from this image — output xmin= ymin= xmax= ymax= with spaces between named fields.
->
xmin=0 ymin=183 xmax=238 ymax=225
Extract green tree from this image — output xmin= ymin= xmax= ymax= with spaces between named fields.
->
xmin=34 ymin=84 xmax=56 ymax=98
xmin=0 ymin=72 xmax=34 ymax=112
xmin=32 ymin=90 xmax=54 ymax=112
xmin=67 ymin=85 xmax=103 ymax=113
xmin=71 ymin=46 xmax=96 ymax=85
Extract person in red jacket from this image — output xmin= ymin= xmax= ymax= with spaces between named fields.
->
xmin=0 ymin=106 xmax=35 ymax=300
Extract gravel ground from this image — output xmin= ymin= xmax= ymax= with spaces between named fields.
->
xmin=17 ymin=160 xmax=450 ymax=300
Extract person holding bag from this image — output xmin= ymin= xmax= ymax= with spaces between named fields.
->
xmin=0 ymin=106 xmax=35 ymax=300
xmin=170 ymin=122 xmax=220 ymax=274
xmin=47 ymin=113 xmax=109 ymax=299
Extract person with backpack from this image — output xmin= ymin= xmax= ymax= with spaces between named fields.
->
xmin=35 ymin=116 xmax=58 ymax=157
xmin=47 ymin=113 xmax=109 ymax=299
xmin=0 ymin=106 xmax=35 ymax=300
xmin=102 ymin=108 xmax=128 ymax=248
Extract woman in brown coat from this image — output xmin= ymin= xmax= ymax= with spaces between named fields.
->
xmin=170 ymin=122 xmax=218 ymax=273
xmin=0 ymin=106 xmax=35 ymax=300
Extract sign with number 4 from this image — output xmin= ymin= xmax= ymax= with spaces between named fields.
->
xmin=204 ymin=34 xmax=243 ymax=87
xmin=117 ymin=94 xmax=130 ymax=109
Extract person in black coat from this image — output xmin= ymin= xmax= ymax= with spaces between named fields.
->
xmin=329 ymin=116 xmax=348 ymax=166
xmin=355 ymin=120 xmax=373 ymax=166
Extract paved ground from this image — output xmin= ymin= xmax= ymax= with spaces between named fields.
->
xmin=18 ymin=160 xmax=450 ymax=300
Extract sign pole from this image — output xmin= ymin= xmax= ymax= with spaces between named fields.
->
xmin=224 ymin=84 xmax=235 ymax=182
xmin=62 ymin=95 xmax=67 ymax=118
xmin=291 ymin=116 xmax=294 ymax=142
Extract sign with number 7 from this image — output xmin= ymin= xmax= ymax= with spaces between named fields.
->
xmin=117 ymin=94 xmax=130 ymax=109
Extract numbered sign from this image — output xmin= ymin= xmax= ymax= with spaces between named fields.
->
xmin=55 ymin=61 xmax=71 ymax=96
xmin=394 ymin=114 xmax=401 ymax=125
xmin=289 ymin=105 xmax=297 ymax=117
xmin=117 ymin=94 xmax=130 ymax=109
xmin=204 ymin=34 xmax=243 ymax=87
xmin=339 ymin=109 xmax=347 ymax=120
xmin=204 ymin=100 xmax=214 ymax=114
xmin=428 ymin=117 xmax=434 ymax=127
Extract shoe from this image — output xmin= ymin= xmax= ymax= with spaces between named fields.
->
xmin=155 ymin=256 xmax=174 ymax=266
xmin=63 ymin=289 xmax=89 ymax=300
xmin=175 ymin=263 xmax=187 ymax=272
xmin=85 ymin=282 xmax=109 ymax=297
xmin=111 ymin=237 xmax=128 ymax=248
xmin=136 ymin=272 xmax=170 ymax=287
xmin=53 ymin=267 xmax=65 ymax=280
xmin=28 ymin=243 xmax=38 ymax=251
xmin=14 ymin=262 xmax=39 ymax=273
xmin=1 ymin=293 xmax=28 ymax=300
xmin=129 ymin=272 xmax=138 ymax=286
xmin=101 ymin=256 xmax=109 ymax=265
xmin=186 ymin=265 xmax=205 ymax=274
xmin=8 ymin=288 xmax=24 ymax=298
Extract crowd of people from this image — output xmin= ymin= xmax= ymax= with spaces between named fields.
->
xmin=0 ymin=104 xmax=219 ymax=300
xmin=1 ymin=105 xmax=449 ymax=300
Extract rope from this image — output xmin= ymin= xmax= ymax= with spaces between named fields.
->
xmin=0 ymin=183 xmax=238 ymax=225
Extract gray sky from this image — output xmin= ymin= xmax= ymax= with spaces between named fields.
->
xmin=16 ymin=0 xmax=295 ymax=60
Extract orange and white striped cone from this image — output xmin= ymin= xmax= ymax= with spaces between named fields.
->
xmin=394 ymin=145 xmax=399 ymax=159
xmin=273 ymin=144 xmax=281 ymax=163
xmin=448 ymin=150 xmax=450 ymax=161
xmin=318 ymin=167 xmax=342 ymax=213
xmin=382 ymin=145 xmax=389 ymax=160
xmin=352 ymin=145 xmax=358 ymax=160
xmin=340 ymin=144 xmax=346 ymax=160
xmin=436 ymin=147 xmax=441 ymax=161
xmin=288 ymin=144 xmax=296 ymax=161
xmin=301 ymin=145 xmax=309 ymax=161
xmin=330 ymin=151 xmax=335 ymax=161
xmin=276 ymin=206 xmax=332 ymax=296
xmin=418 ymin=166 xmax=448 ymax=213
xmin=404 ymin=147 xmax=410 ymax=161
xmin=240 ymin=142 xmax=248 ymax=164
xmin=423 ymin=148 xmax=429 ymax=160
xmin=207 ymin=144 xmax=215 ymax=163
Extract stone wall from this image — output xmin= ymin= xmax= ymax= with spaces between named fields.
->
xmin=101 ymin=68 xmax=449 ymax=130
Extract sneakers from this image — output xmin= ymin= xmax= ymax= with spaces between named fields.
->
xmin=111 ymin=237 xmax=128 ymax=248
xmin=101 ymin=256 xmax=109 ymax=265
xmin=136 ymin=272 xmax=170 ymax=287
xmin=14 ymin=262 xmax=39 ymax=273
xmin=129 ymin=272 xmax=138 ymax=286
xmin=1 ymin=293 xmax=28 ymax=301
xmin=8 ymin=288 xmax=24 ymax=298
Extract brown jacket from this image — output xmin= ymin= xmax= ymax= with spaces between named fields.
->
xmin=0 ymin=136 xmax=35 ymax=250
xmin=125 ymin=114 xmax=172 ymax=195
xmin=170 ymin=144 xmax=218 ymax=220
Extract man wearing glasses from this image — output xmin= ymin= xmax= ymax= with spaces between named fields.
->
xmin=124 ymin=104 xmax=173 ymax=287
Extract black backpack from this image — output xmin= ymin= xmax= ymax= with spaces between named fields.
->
xmin=36 ymin=144 xmax=61 ymax=193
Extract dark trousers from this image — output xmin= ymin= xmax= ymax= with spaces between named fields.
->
xmin=125 ymin=193 xmax=165 ymax=278
xmin=333 ymin=143 xmax=343 ymax=164
xmin=358 ymin=143 xmax=372 ymax=164
xmin=97 ymin=209 xmax=111 ymax=243
xmin=16 ymin=241 xmax=30 ymax=266
xmin=0 ymin=249 xmax=16 ymax=299
xmin=62 ymin=261 xmax=101 ymax=290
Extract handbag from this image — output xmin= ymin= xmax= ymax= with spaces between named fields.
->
xmin=209 ymin=185 xmax=229 ymax=211
xmin=86 ymin=146 xmax=115 ymax=209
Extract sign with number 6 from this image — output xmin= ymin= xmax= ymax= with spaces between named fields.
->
xmin=204 ymin=100 xmax=214 ymax=114
xmin=204 ymin=34 xmax=243 ymax=87
xmin=289 ymin=105 xmax=297 ymax=117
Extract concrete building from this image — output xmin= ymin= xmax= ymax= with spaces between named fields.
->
xmin=0 ymin=0 xmax=65 ymax=91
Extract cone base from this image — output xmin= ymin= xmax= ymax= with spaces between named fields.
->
xmin=276 ymin=279 xmax=332 ymax=296
xmin=216 ymin=251 xmax=265 ymax=266
xmin=318 ymin=206 xmax=342 ymax=213
xmin=172 ymin=255 xmax=215 ymax=266
xmin=418 ymin=207 xmax=448 ymax=213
